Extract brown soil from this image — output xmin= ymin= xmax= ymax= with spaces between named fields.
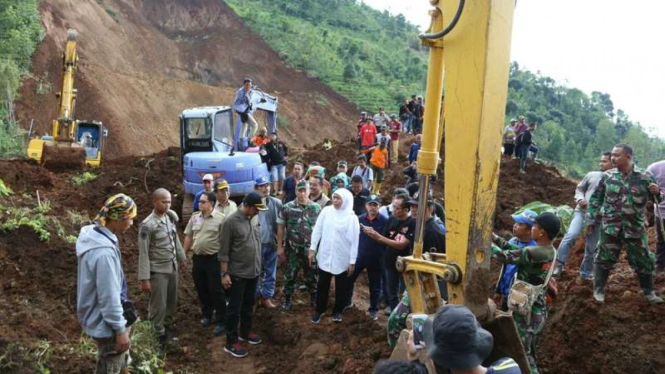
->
xmin=15 ymin=0 xmax=359 ymax=159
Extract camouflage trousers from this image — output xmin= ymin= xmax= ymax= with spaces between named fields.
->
xmin=514 ymin=300 xmax=547 ymax=374
xmin=93 ymin=329 xmax=132 ymax=374
xmin=387 ymin=293 xmax=410 ymax=348
xmin=283 ymin=245 xmax=318 ymax=297
xmin=595 ymin=230 xmax=655 ymax=275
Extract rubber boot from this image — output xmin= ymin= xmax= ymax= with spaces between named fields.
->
xmin=638 ymin=273 xmax=664 ymax=304
xmin=282 ymin=295 xmax=293 ymax=311
xmin=593 ymin=265 xmax=609 ymax=303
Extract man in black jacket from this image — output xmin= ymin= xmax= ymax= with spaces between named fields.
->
xmin=515 ymin=123 xmax=537 ymax=174
xmin=264 ymin=133 xmax=288 ymax=195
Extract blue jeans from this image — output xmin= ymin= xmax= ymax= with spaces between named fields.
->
xmin=385 ymin=256 xmax=406 ymax=310
xmin=402 ymin=115 xmax=412 ymax=133
xmin=270 ymin=164 xmax=286 ymax=182
xmin=556 ymin=210 xmax=600 ymax=277
xmin=256 ymin=243 xmax=277 ymax=298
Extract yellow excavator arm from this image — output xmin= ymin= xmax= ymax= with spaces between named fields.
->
xmin=393 ymin=0 xmax=529 ymax=372
xmin=53 ymin=29 xmax=79 ymax=143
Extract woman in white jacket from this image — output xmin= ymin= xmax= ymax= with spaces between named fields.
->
xmin=308 ymin=188 xmax=360 ymax=323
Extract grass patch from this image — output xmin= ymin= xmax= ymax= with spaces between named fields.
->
xmin=0 ymin=179 xmax=12 ymax=196
xmin=71 ymin=172 xmax=98 ymax=186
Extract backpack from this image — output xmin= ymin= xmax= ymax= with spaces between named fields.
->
xmin=507 ymin=253 xmax=556 ymax=324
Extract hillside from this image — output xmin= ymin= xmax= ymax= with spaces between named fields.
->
xmin=14 ymin=0 xmax=360 ymax=158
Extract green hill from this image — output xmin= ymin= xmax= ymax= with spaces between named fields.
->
xmin=225 ymin=0 xmax=428 ymax=113
xmin=225 ymin=0 xmax=665 ymax=176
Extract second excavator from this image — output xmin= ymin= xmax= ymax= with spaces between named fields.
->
xmin=27 ymin=29 xmax=106 ymax=170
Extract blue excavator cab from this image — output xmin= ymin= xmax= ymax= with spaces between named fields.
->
xmin=180 ymin=104 xmax=275 ymax=221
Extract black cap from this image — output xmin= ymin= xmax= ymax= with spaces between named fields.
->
xmin=366 ymin=195 xmax=382 ymax=205
xmin=243 ymin=191 xmax=268 ymax=211
xmin=424 ymin=305 xmax=493 ymax=369
xmin=534 ymin=212 xmax=560 ymax=240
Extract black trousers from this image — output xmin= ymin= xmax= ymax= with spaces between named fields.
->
xmin=316 ymin=268 xmax=349 ymax=315
xmin=503 ymin=143 xmax=515 ymax=157
xmin=346 ymin=256 xmax=383 ymax=312
xmin=225 ymin=276 xmax=259 ymax=345
xmin=192 ymin=254 xmax=226 ymax=325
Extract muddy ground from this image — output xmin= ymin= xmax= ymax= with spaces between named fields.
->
xmin=1 ymin=141 xmax=664 ymax=373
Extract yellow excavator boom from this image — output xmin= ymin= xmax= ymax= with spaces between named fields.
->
xmin=394 ymin=0 xmax=529 ymax=372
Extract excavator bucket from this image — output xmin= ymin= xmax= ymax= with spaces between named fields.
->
xmin=482 ymin=312 xmax=530 ymax=373
xmin=42 ymin=144 xmax=86 ymax=172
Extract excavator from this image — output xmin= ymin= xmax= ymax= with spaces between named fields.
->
xmin=27 ymin=29 xmax=106 ymax=169
xmin=389 ymin=0 xmax=530 ymax=372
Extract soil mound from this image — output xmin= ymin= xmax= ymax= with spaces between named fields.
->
xmin=15 ymin=0 xmax=359 ymax=158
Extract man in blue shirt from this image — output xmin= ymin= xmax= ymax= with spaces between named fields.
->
xmin=193 ymin=174 xmax=215 ymax=212
xmin=408 ymin=134 xmax=421 ymax=164
xmin=346 ymin=195 xmax=388 ymax=320
xmin=233 ymin=78 xmax=259 ymax=138
xmin=493 ymin=209 xmax=537 ymax=310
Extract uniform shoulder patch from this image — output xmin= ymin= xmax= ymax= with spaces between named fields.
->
xmin=139 ymin=225 xmax=150 ymax=240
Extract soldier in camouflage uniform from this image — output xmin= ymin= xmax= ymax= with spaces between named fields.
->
xmin=588 ymin=143 xmax=664 ymax=304
xmin=492 ymin=212 xmax=560 ymax=374
xmin=277 ymin=180 xmax=321 ymax=310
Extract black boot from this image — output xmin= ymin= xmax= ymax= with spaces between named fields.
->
xmin=282 ymin=295 xmax=293 ymax=311
xmin=309 ymin=292 xmax=317 ymax=308
xmin=638 ymin=273 xmax=664 ymax=304
xmin=158 ymin=333 xmax=167 ymax=355
xmin=593 ymin=265 xmax=609 ymax=303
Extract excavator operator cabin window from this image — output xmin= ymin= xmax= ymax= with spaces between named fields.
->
xmin=214 ymin=111 xmax=233 ymax=144
xmin=186 ymin=118 xmax=211 ymax=139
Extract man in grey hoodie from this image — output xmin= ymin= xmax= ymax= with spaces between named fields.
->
xmin=77 ymin=193 xmax=137 ymax=374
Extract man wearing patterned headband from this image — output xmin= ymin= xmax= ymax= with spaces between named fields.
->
xmin=77 ymin=194 xmax=137 ymax=374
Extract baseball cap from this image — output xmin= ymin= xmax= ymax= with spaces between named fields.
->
xmin=366 ymin=195 xmax=382 ymax=205
xmin=255 ymin=176 xmax=270 ymax=186
xmin=243 ymin=191 xmax=268 ymax=211
xmin=535 ymin=212 xmax=561 ymax=240
xmin=202 ymin=174 xmax=214 ymax=182
xmin=390 ymin=113 xmax=398 ymax=119
xmin=511 ymin=209 xmax=537 ymax=226
xmin=215 ymin=180 xmax=230 ymax=191
xmin=296 ymin=180 xmax=309 ymax=190
xmin=337 ymin=160 xmax=348 ymax=167
xmin=424 ymin=305 xmax=493 ymax=369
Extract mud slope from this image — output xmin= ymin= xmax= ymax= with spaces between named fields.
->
xmin=15 ymin=0 xmax=359 ymax=158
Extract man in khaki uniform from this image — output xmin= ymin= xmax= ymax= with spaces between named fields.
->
xmin=138 ymin=188 xmax=186 ymax=349
xmin=184 ymin=191 xmax=227 ymax=336
xmin=214 ymin=179 xmax=238 ymax=216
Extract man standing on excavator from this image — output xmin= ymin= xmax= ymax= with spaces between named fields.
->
xmin=234 ymin=78 xmax=259 ymax=138
xmin=588 ymin=143 xmax=664 ymax=304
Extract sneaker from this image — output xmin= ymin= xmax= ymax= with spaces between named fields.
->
xmin=384 ymin=306 xmax=392 ymax=316
xmin=262 ymin=298 xmax=277 ymax=309
xmin=519 ymin=169 xmax=526 ymax=174
xmin=369 ymin=311 xmax=378 ymax=321
xmin=645 ymin=292 xmax=664 ymax=304
xmin=311 ymin=313 xmax=323 ymax=324
xmin=213 ymin=324 xmax=226 ymax=337
xmin=224 ymin=342 xmax=248 ymax=358
xmin=343 ymin=302 xmax=354 ymax=312
xmin=575 ymin=275 xmax=592 ymax=285
xmin=593 ymin=291 xmax=605 ymax=303
xmin=332 ymin=313 xmax=343 ymax=323
xmin=239 ymin=333 xmax=262 ymax=345
xmin=200 ymin=317 xmax=211 ymax=328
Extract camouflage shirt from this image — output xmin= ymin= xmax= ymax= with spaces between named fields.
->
xmin=492 ymin=238 xmax=556 ymax=286
xmin=277 ymin=200 xmax=321 ymax=248
xmin=588 ymin=166 xmax=662 ymax=238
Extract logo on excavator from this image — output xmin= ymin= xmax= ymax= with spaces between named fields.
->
xmin=198 ymin=172 xmax=226 ymax=179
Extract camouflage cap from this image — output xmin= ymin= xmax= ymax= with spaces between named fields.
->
xmin=296 ymin=180 xmax=309 ymax=190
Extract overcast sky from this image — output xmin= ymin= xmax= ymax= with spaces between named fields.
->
xmin=362 ymin=0 xmax=665 ymax=135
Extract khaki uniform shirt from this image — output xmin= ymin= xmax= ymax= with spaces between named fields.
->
xmin=214 ymin=200 xmax=238 ymax=217
xmin=138 ymin=211 xmax=186 ymax=280
xmin=185 ymin=210 xmax=225 ymax=255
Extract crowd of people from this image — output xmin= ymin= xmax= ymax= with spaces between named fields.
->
xmin=76 ymin=100 xmax=665 ymax=374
